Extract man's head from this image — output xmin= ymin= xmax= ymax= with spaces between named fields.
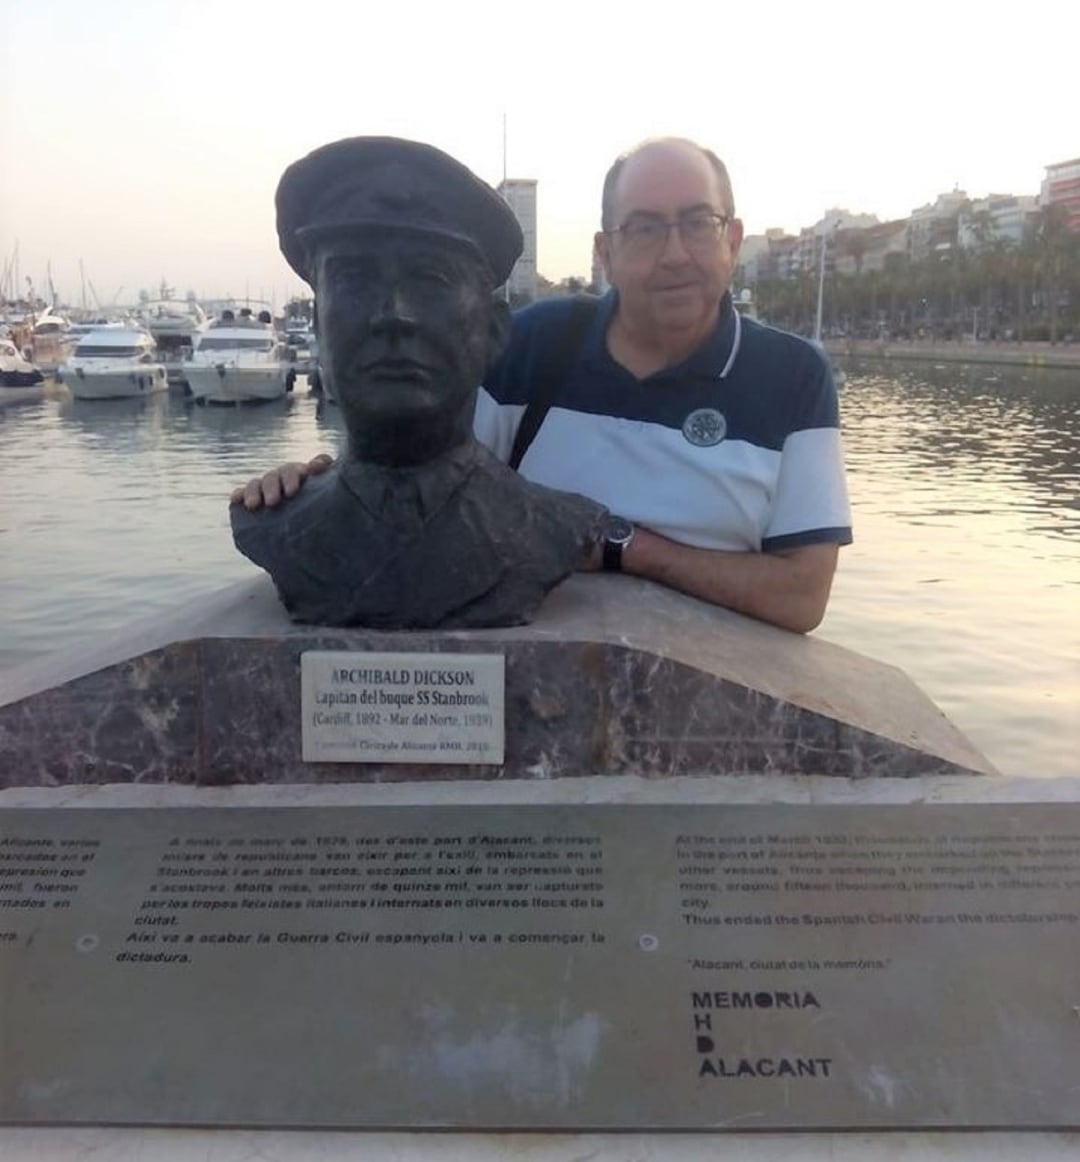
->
xmin=595 ymin=138 xmax=743 ymax=344
xmin=276 ymin=138 xmax=521 ymax=464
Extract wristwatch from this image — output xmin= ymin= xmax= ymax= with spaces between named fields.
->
xmin=601 ymin=515 xmax=635 ymax=572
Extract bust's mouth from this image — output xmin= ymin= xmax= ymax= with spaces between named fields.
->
xmin=357 ymin=357 xmax=435 ymax=382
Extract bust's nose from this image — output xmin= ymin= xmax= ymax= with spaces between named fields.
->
xmin=369 ymin=284 xmax=419 ymax=332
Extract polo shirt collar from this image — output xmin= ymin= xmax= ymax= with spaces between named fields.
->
xmin=584 ymin=289 xmax=741 ymax=381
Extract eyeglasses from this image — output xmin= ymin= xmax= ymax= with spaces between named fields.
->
xmin=610 ymin=211 xmax=730 ymax=255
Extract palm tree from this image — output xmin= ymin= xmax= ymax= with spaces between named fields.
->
xmin=1033 ymin=203 xmax=1071 ymax=342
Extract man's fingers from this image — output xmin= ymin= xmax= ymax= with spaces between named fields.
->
xmin=243 ymin=476 xmax=271 ymax=511
xmin=261 ymin=469 xmax=288 ymax=507
xmin=279 ymin=463 xmax=308 ymax=499
xmin=232 ymin=456 xmax=330 ymax=511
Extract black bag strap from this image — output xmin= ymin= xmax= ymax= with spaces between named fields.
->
xmin=508 ymin=294 xmax=600 ymax=472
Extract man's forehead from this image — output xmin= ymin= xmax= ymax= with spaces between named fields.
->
xmin=614 ymin=143 xmax=723 ymax=213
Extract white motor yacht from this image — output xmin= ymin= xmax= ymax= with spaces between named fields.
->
xmin=58 ymin=325 xmax=168 ymax=400
xmin=184 ymin=308 xmax=295 ymax=404
xmin=140 ymin=288 xmax=208 ymax=388
xmin=29 ymin=308 xmax=76 ymax=371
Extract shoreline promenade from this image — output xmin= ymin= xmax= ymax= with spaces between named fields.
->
xmin=826 ymin=338 xmax=1080 ymax=370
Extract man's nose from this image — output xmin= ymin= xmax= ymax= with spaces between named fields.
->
xmin=657 ymin=222 xmax=693 ymax=263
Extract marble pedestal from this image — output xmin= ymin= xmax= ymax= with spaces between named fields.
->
xmin=0 ymin=573 xmax=992 ymax=787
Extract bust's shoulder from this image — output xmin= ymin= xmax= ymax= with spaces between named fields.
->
xmin=231 ymin=469 xmax=352 ymax=542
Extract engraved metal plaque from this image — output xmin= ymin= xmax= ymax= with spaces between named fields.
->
xmin=2 ymin=803 xmax=1079 ymax=1129
xmin=301 ymin=651 xmax=505 ymax=764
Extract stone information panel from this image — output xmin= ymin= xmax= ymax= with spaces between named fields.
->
xmin=301 ymin=651 xmax=505 ymax=764
xmin=1 ymin=803 xmax=1079 ymax=1129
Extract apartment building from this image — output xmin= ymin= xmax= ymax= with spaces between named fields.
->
xmin=958 ymin=195 xmax=1038 ymax=248
xmin=1041 ymin=158 xmax=1080 ymax=232
xmin=907 ymin=190 xmax=969 ymax=261
xmin=496 ymin=179 xmax=538 ymax=301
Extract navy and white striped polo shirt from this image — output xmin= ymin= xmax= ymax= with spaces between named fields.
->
xmin=474 ymin=290 xmax=852 ymax=553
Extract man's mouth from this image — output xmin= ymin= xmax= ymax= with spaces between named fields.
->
xmin=653 ymin=280 xmax=698 ymax=294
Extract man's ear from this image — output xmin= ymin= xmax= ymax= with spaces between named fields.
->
xmin=594 ymin=231 xmax=612 ymax=284
xmin=727 ymin=217 xmax=745 ymax=262
xmin=487 ymin=294 xmax=512 ymax=361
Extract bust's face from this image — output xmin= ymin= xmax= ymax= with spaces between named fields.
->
xmin=315 ymin=232 xmax=496 ymax=458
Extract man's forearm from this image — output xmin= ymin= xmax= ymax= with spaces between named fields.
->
xmin=620 ymin=527 xmax=839 ymax=634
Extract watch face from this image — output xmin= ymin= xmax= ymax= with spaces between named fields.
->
xmin=605 ymin=516 xmax=634 ymax=545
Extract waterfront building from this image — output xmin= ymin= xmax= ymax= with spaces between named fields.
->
xmin=835 ymin=219 xmax=908 ymax=274
xmin=769 ymin=232 xmax=801 ymax=281
xmin=958 ymin=195 xmax=1038 ymax=249
xmin=497 ymin=178 xmax=538 ymax=302
xmin=1040 ymin=158 xmax=1080 ymax=232
xmin=796 ymin=211 xmax=879 ymax=278
xmin=907 ymin=190 xmax=968 ymax=262
xmin=734 ymin=231 xmax=772 ymax=283
xmin=736 ymin=229 xmax=796 ymax=284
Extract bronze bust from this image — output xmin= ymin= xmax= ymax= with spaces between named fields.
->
xmin=231 ymin=137 xmax=604 ymax=628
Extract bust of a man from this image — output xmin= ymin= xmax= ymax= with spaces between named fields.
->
xmin=231 ymin=137 xmax=605 ymax=629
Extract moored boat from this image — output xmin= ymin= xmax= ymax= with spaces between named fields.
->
xmin=0 ymin=337 xmax=45 ymax=387
xmin=58 ymin=325 xmax=168 ymax=400
xmin=0 ymin=338 xmax=47 ymax=407
xmin=184 ymin=308 xmax=295 ymax=404
xmin=28 ymin=308 xmax=76 ymax=371
xmin=139 ymin=288 xmax=208 ymax=388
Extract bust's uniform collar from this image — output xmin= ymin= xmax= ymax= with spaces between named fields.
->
xmin=337 ymin=440 xmax=481 ymax=523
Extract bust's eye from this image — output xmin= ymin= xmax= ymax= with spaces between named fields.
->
xmin=411 ymin=264 xmax=454 ymax=287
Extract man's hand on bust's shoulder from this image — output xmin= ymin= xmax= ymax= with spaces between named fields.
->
xmin=229 ymin=453 xmax=335 ymax=511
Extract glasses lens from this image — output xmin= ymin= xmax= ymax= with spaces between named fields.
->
xmin=621 ymin=220 xmax=666 ymax=252
xmin=617 ymin=214 xmax=726 ymax=254
xmin=680 ymin=213 xmax=725 ymax=247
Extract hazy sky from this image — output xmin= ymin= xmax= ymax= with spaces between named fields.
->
xmin=2 ymin=0 xmax=1076 ymax=306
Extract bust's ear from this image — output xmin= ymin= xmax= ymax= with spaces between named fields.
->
xmin=487 ymin=294 xmax=512 ymax=361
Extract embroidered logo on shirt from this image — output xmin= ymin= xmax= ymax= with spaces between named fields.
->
xmin=682 ymin=408 xmax=727 ymax=446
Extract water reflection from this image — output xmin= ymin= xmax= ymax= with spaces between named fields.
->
xmin=840 ymin=362 xmax=1080 ymax=545
xmin=57 ymin=393 xmax=171 ymax=451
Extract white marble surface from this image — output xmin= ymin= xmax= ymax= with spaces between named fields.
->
xmin=4 ymin=774 xmax=1078 ymax=1160
xmin=4 ymin=771 xmax=1078 ymax=810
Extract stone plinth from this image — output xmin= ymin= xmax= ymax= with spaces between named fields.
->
xmin=0 ymin=574 xmax=993 ymax=787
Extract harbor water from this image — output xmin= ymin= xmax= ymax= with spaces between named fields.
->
xmin=1 ymin=361 xmax=1077 ymax=779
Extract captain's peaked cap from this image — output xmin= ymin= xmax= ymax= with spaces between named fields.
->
xmin=276 ymin=136 xmax=523 ymax=286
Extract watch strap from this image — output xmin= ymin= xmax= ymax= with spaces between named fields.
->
xmin=602 ymin=539 xmax=624 ymax=572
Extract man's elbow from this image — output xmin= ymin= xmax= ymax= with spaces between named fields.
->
xmin=767 ymin=601 xmax=825 ymax=635
xmin=771 ymin=545 xmax=838 ymax=633
xmin=786 ymin=604 xmax=826 ymax=634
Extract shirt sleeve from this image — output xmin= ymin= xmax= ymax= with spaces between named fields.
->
xmin=761 ymin=354 xmax=853 ymax=550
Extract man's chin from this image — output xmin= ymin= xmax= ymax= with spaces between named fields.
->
xmin=652 ymin=285 xmax=725 ymax=325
